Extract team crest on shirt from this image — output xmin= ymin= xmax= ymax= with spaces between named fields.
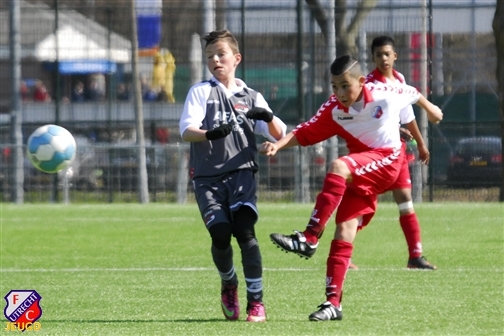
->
xmin=371 ymin=106 xmax=383 ymax=119
xmin=234 ymin=103 xmax=249 ymax=113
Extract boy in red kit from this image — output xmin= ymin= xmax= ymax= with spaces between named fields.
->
xmin=262 ymin=55 xmax=442 ymax=321
xmin=354 ymin=35 xmax=436 ymax=270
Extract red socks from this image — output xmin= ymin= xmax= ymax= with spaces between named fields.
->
xmin=325 ymin=240 xmax=353 ymax=307
xmin=400 ymin=213 xmax=422 ymax=259
xmin=303 ymin=174 xmax=346 ymax=244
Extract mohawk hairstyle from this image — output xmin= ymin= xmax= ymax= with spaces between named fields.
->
xmin=202 ymin=30 xmax=240 ymax=54
xmin=371 ymin=36 xmax=396 ymax=54
xmin=330 ymin=55 xmax=363 ymax=78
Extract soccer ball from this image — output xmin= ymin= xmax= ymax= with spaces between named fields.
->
xmin=26 ymin=125 xmax=77 ymax=174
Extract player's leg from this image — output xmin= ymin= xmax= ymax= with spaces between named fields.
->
xmin=303 ymin=159 xmax=350 ymax=242
xmin=347 ymin=259 xmax=359 ymax=270
xmin=195 ymin=179 xmax=239 ymax=320
xmin=308 ymin=216 xmax=360 ymax=321
xmin=390 ymin=156 xmax=437 ymax=270
xmin=229 ymin=169 xmax=266 ymax=322
xmin=270 ymin=148 xmax=402 ymax=259
xmin=232 ymin=205 xmax=266 ymax=322
xmin=208 ymin=221 xmax=241 ymax=320
xmin=309 ymin=190 xmax=377 ymax=321
xmin=392 ymin=188 xmax=437 ymax=270
xmin=269 ymin=158 xmax=350 ymax=258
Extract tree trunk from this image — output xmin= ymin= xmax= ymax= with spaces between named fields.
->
xmin=305 ymin=0 xmax=328 ymax=38
xmin=305 ymin=0 xmax=377 ymax=57
xmin=492 ymin=2 xmax=504 ymax=202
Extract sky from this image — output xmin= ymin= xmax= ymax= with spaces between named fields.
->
xmin=225 ymin=0 xmax=496 ymax=33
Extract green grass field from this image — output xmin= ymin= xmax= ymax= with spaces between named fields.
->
xmin=1 ymin=203 xmax=503 ymax=335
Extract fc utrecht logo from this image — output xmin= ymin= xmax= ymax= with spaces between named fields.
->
xmin=371 ymin=106 xmax=383 ymax=119
xmin=4 ymin=290 xmax=42 ymax=331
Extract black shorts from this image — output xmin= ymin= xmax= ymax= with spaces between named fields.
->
xmin=193 ymin=169 xmax=258 ymax=229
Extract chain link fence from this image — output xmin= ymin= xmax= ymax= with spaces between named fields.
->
xmin=0 ymin=1 xmax=500 ymax=203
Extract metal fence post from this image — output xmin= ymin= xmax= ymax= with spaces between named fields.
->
xmin=9 ymin=0 xmax=23 ymax=204
xmin=176 ymin=144 xmax=188 ymax=204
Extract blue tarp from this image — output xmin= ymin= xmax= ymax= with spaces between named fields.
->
xmin=43 ymin=60 xmax=117 ymax=74
xmin=137 ymin=15 xmax=161 ymax=49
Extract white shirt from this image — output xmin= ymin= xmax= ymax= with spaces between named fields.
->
xmin=366 ymin=68 xmax=416 ymax=125
xmin=293 ymin=82 xmax=420 ymax=153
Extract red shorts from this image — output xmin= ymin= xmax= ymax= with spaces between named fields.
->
xmin=334 ymin=147 xmax=405 ymax=229
xmin=336 ymin=186 xmax=377 ymax=230
xmin=386 ymin=142 xmax=412 ymax=191
xmin=339 ymin=147 xmax=405 ymax=196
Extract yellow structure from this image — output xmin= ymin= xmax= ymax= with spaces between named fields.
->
xmin=163 ymin=51 xmax=176 ymax=103
xmin=151 ymin=50 xmax=176 ymax=103
xmin=151 ymin=52 xmax=166 ymax=91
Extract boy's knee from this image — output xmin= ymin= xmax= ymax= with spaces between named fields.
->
xmin=334 ymin=218 xmax=360 ymax=242
xmin=233 ymin=224 xmax=256 ymax=244
xmin=328 ymin=159 xmax=351 ymax=177
xmin=230 ymin=206 xmax=257 ymax=244
xmin=209 ymin=222 xmax=233 ymax=250
xmin=393 ymin=188 xmax=412 ymax=204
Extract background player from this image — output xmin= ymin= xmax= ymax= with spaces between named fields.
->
xmin=359 ymin=35 xmax=437 ymax=270
xmin=179 ymin=30 xmax=287 ymax=322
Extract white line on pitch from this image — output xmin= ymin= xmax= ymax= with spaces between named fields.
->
xmin=0 ymin=267 xmax=501 ymax=273
xmin=0 ymin=267 xmax=317 ymax=273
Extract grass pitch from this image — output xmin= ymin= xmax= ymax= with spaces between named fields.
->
xmin=1 ymin=202 xmax=503 ymax=335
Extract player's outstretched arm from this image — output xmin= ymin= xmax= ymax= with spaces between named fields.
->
xmin=259 ymin=132 xmax=299 ymax=156
xmin=246 ymin=107 xmax=285 ymax=141
xmin=267 ymin=117 xmax=285 ymax=141
xmin=415 ymin=95 xmax=443 ymax=124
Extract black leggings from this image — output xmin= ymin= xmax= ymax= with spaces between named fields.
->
xmin=208 ymin=206 xmax=257 ymax=250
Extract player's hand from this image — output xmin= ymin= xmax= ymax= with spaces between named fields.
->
xmin=399 ymin=128 xmax=413 ymax=142
xmin=259 ymin=141 xmax=278 ymax=156
xmin=205 ymin=124 xmax=233 ymax=140
xmin=246 ymin=107 xmax=274 ymax=122
xmin=417 ymin=144 xmax=430 ymax=164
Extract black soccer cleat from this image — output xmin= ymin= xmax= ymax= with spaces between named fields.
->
xmin=309 ymin=301 xmax=343 ymax=321
xmin=407 ymin=256 xmax=437 ymax=270
xmin=269 ymin=231 xmax=318 ymax=259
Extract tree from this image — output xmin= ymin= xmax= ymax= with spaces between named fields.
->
xmin=492 ymin=1 xmax=504 ymax=202
xmin=305 ymin=0 xmax=378 ymax=56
